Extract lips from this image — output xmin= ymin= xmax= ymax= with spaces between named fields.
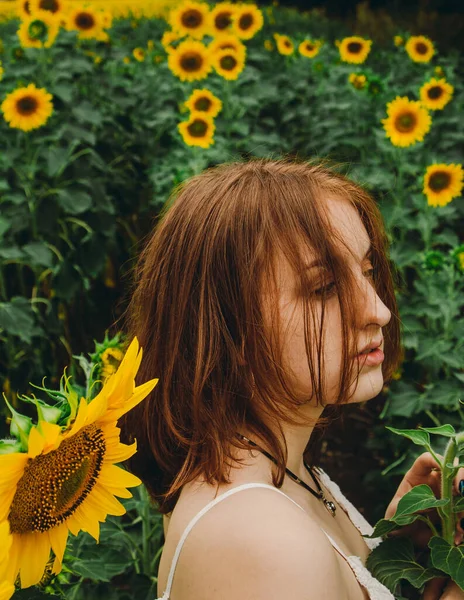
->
xmin=357 ymin=339 xmax=383 ymax=356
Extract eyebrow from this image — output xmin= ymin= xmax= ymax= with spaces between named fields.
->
xmin=304 ymin=243 xmax=372 ymax=270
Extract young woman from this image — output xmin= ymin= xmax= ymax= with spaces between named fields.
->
xmin=120 ymin=157 xmax=464 ymax=600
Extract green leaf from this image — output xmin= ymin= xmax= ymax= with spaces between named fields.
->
xmin=453 ymin=498 xmax=464 ymax=513
xmin=385 ymin=426 xmax=431 ymax=449
xmin=73 ymin=101 xmax=103 ymax=127
xmin=0 ymin=438 xmax=22 ymax=454
xmin=0 ymin=216 xmax=11 ymax=239
xmin=418 ymin=425 xmax=456 ymax=437
xmin=0 ymin=296 xmax=42 ymax=343
xmin=56 ymin=189 xmax=92 ymax=215
xmin=429 ymin=536 xmax=464 ymax=590
xmin=366 ymin=536 xmax=446 ymax=591
xmin=22 ymin=241 xmax=54 ymax=268
xmin=393 ymin=485 xmax=449 ymax=519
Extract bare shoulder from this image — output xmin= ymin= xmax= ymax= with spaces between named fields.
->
xmin=174 ymin=486 xmax=349 ymax=600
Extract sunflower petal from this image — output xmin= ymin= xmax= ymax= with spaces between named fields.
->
xmin=27 ymin=425 xmax=45 ymax=458
xmin=98 ymin=464 xmax=141 ymax=489
xmin=18 ymin=531 xmax=51 ymax=588
xmin=48 ymin=523 xmax=68 ymax=570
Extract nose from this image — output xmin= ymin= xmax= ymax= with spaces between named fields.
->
xmin=357 ymin=277 xmax=392 ymax=331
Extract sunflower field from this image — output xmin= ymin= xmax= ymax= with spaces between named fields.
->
xmin=0 ymin=0 xmax=463 ymax=597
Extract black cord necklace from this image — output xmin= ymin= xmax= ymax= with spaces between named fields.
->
xmin=235 ymin=432 xmax=337 ymax=517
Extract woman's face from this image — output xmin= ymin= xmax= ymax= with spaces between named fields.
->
xmin=265 ymin=196 xmax=392 ymax=406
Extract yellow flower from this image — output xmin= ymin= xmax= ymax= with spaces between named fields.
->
xmin=167 ymin=38 xmax=212 ymax=82
xmin=338 ymin=36 xmax=372 ymax=64
xmin=208 ymin=33 xmax=246 ymax=60
xmin=169 ymin=0 xmax=211 ymax=40
xmin=29 ymin=0 xmax=66 ymax=16
xmin=16 ymin=0 xmax=32 ymax=19
xmin=264 ymin=39 xmax=273 ymax=51
xmin=348 ymin=72 xmax=366 ymax=89
xmin=0 ymin=522 xmax=14 ymax=600
xmin=147 ymin=39 xmax=154 ymax=50
xmin=133 ymin=47 xmax=145 ymax=61
xmin=0 ymin=337 xmax=158 ymax=589
xmin=381 ymin=96 xmax=431 ymax=147
xmin=65 ymin=4 xmax=104 ymax=40
xmin=405 ymin=35 xmax=435 ymax=63
xmin=419 ymin=77 xmax=453 ymax=110
xmin=100 ymin=347 xmax=124 ymax=382
xmin=434 ymin=66 xmax=445 ymax=78
xmin=393 ymin=35 xmax=403 ymax=46
xmin=1 ymin=83 xmax=53 ymax=132
xmin=184 ymin=88 xmax=222 ymax=117
xmin=209 ymin=1 xmax=237 ymax=36
xmin=17 ymin=10 xmax=60 ymax=49
xmin=0 ymin=65 xmax=3 ymax=82
xmin=423 ymin=163 xmax=463 ymax=207
xmin=211 ymin=47 xmax=245 ymax=80
xmin=230 ymin=4 xmax=263 ymax=40
xmin=178 ymin=111 xmax=215 ymax=148
xmin=99 ymin=9 xmax=112 ymax=29
xmin=273 ymin=33 xmax=294 ymax=55
xmin=298 ymin=39 xmax=321 ymax=58
xmin=161 ymin=29 xmax=180 ymax=49
xmin=123 ymin=56 xmax=130 ymax=64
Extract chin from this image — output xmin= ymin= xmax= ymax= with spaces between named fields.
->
xmin=354 ymin=367 xmax=385 ymax=401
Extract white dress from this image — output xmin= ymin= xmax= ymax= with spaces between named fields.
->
xmin=155 ymin=467 xmax=395 ymax=599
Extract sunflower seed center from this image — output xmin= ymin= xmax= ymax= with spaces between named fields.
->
xmin=394 ymin=111 xmax=417 ymax=133
xmin=75 ymin=12 xmax=95 ymax=30
xmin=215 ymin=11 xmax=232 ymax=30
xmin=347 ymin=42 xmax=362 ymax=53
xmin=239 ymin=14 xmax=253 ymax=30
xmin=180 ymin=52 xmax=202 ymax=72
xmin=39 ymin=0 xmax=59 ymax=12
xmin=415 ymin=42 xmax=428 ymax=55
xmin=429 ymin=171 xmax=451 ymax=192
xmin=194 ymin=97 xmax=212 ymax=111
xmin=427 ymin=85 xmax=443 ymax=99
xmin=8 ymin=423 xmax=105 ymax=534
xmin=17 ymin=96 xmax=39 ymax=116
xmin=181 ymin=9 xmax=202 ymax=28
xmin=220 ymin=54 xmax=237 ymax=70
xmin=187 ymin=118 xmax=208 ymax=137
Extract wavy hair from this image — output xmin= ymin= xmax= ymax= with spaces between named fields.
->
xmin=119 ymin=156 xmax=402 ymax=515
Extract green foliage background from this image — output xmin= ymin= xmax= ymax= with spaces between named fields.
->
xmin=0 ymin=2 xmax=463 ymax=598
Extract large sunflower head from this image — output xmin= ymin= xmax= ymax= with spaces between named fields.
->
xmin=184 ymin=88 xmax=222 ymax=117
xmin=169 ymin=0 xmax=211 ymax=40
xmin=17 ymin=10 xmax=60 ymax=49
xmin=419 ymin=77 xmax=454 ymax=111
xmin=0 ymin=336 xmax=158 ymax=590
xmin=29 ymin=0 xmax=66 ymax=16
xmin=423 ymin=163 xmax=463 ymax=207
xmin=1 ymin=83 xmax=53 ymax=132
xmin=230 ymin=4 xmax=263 ymax=40
xmin=208 ymin=33 xmax=246 ymax=60
xmin=65 ymin=4 xmax=104 ymax=40
xmin=167 ymin=38 xmax=212 ymax=82
xmin=273 ymin=33 xmax=294 ymax=55
xmin=338 ymin=35 xmax=372 ymax=64
xmin=381 ymin=96 xmax=431 ymax=147
xmin=209 ymin=1 xmax=237 ymax=35
xmin=178 ymin=112 xmax=215 ymax=148
xmin=298 ymin=39 xmax=322 ymax=58
xmin=211 ymin=47 xmax=245 ymax=80
xmin=405 ymin=35 xmax=435 ymax=63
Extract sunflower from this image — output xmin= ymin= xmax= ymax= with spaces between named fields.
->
xmin=169 ymin=0 xmax=210 ymax=40
xmin=423 ymin=163 xmax=463 ymax=207
xmin=133 ymin=47 xmax=145 ymax=61
xmin=211 ymin=47 xmax=245 ymax=80
xmin=0 ymin=337 xmax=158 ymax=589
xmin=381 ymin=96 xmax=431 ymax=147
xmin=434 ymin=66 xmax=445 ymax=78
xmin=338 ymin=36 xmax=372 ymax=64
xmin=208 ymin=33 xmax=246 ymax=60
xmin=393 ymin=35 xmax=403 ymax=47
xmin=16 ymin=0 xmax=31 ymax=19
xmin=348 ymin=73 xmax=366 ymax=90
xmin=405 ymin=35 xmax=434 ymax=63
xmin=0 ymin=65 xmax=3 ymax=82
xmin=264 ymin=39 xmax=273 ymax=51
xmin=0 ymin=523 xmax=14 ymax=600
xmin=299 ymin=39 xmax=322 ymax=58
xmin=178 ymin=112 xmax=215 ymax=148
xmin=230 ymin=4 xmax=263 ymax=40
xmin=29 ymin=0 xmax=66 ymax=16
xmin=100 ymin=347 xmax=124 ymax=382
xmin=65 ymin=4 xmax=104 ymax=40
xmin=419 ymin=77 xmax=454 ymax=110
xmin=184 ymin=88 xmax=222 ymax=117
xmin=209 ymin=1 xmax=237 ymax=35
xmin=1 ymin=84 xmax=53 ymax=132
xmin=168 ymin=38 xmax=212 ymax=82
xmin=273 ymin=33 xmax=294 ymax=55
xmin=161 ymin=29 xmax=182 ymax=53
xmin=17 ymin=10 xmax=60 ymax=49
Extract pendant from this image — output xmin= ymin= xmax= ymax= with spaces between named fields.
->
xmin=323 ymin=498 xmax=337 ymax=517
